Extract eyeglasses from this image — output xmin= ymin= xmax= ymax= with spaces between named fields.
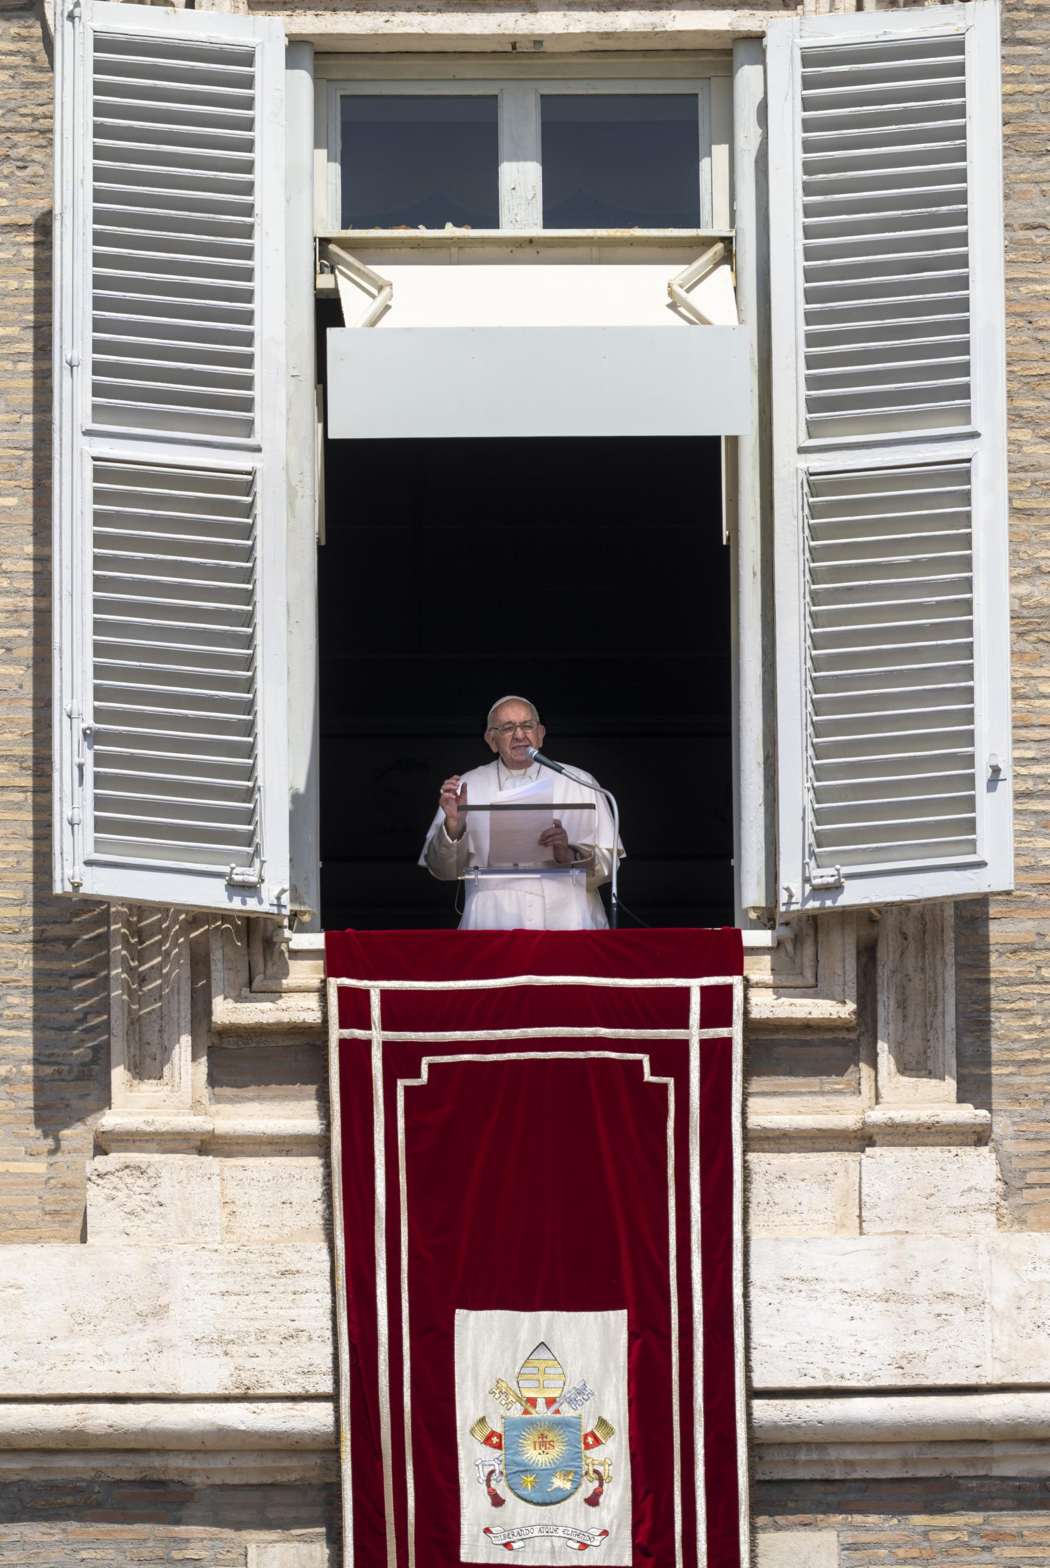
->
xmin=490 ymin=721 xmax=538 ymax=736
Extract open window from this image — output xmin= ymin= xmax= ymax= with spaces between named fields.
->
xmin=315 ymin=62 xmax=745 ymax=928
xmin=316 ymin=433 xmax=732 ymax=930
xmin=52 ymin=5 xmax=1012 ymax=928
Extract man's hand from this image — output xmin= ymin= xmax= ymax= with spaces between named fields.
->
xmin=440 ymin=776 xmax=467 ymax=841
xmin=538 ymin=819 xmax=573 ymax=865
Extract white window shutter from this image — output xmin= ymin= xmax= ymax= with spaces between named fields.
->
xmin=53 ymin=0 xmax=290 ymax=913
xmin=767 ymin=1 xmax=1012 ymax=914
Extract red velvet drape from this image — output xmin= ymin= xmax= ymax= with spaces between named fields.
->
xmin=326 ymin=929 xmax=746 ymax=1568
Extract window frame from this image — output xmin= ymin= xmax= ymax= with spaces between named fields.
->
xmin=325 ymin=75 xmax=716 ymax=233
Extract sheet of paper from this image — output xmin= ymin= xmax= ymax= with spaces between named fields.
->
xmin=486 ymin=787 xmax=555 ymax=869
xmin=463 ymin=778 xmax=599 ymax=869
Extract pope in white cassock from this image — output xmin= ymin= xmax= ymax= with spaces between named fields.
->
xmin=420 ymin=695 xmax=623 ymax=930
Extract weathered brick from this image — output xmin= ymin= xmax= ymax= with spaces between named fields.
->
xmin=0 ymin=0 xmax=108 ymax=1243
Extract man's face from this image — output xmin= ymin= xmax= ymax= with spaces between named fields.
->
xmin=485 ymin=702 xmax=545 ymax=770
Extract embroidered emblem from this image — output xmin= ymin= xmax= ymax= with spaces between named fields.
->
xmin=469 ymin=1340 xmax=616 ymax=1552
xmin=505 ymin=1415 xmax=583 ymax=1505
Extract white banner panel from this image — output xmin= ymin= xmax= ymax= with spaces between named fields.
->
xmin=326 ymin=326 xmax=752 ymax=439
xmin=455 ymin=1308 xmax=631 ymax=1564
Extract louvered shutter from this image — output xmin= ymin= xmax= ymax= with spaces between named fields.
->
xmin=767 ymin=2 xmax=1012 ymax=913
xmin=53 ymin=0 xmax=289 ymax=912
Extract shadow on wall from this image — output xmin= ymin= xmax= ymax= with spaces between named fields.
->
xmin=0 ymin=1478 xmax=339 ymax=1557
xmin=27 ymin=200 xmax=109 ymax=1243
xmin=954 ymin=896 xmax=993 ymax=1119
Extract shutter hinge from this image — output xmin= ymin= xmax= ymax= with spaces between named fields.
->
xmin=807 ymin=862 xmax=844 ymax=891
xmin=226 ymin=864 xmax=264 ymax=889
xmin=65 ymin=351 xmax=80 ymax=370
xmin=65 ymin=703 xmax=87 ymax=892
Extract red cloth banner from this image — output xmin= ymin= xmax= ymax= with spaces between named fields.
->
xmin=325 ymin=929 xmax=747 ymax=1568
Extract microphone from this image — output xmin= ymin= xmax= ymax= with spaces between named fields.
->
xmin=524 ymin=748 xmax=622 ymax=929
xmin=526 ymin=746 xmax=568 ymax=775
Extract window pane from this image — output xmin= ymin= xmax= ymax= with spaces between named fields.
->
xmin=541 ymin=95 xmax=701 ymax=229
xmin=341 ymin=96 xmax=500 ymax=229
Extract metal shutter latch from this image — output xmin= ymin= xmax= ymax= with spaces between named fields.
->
xmin=807 ymin=863 xmax=844 ymax=891
xmin=227 ymin=865 xmax=264 ymax=889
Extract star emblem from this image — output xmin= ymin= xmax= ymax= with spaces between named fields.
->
xmin=520 ymin=1474 xmax=536 ymax=1492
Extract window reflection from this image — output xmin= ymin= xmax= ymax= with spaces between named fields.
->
xmin=541 ymin=95 xmax=701 ymax=230
xmin=341 ymin=96 xmax=500 ymax=230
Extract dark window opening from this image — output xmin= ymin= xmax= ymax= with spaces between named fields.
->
xmin=318 ymin=374 xmax=732 ymax=929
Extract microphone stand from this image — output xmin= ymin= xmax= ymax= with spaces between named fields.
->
xmin=526 ymin=749 xmax=622 ymax=930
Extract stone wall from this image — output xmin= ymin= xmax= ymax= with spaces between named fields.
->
xmin=3 ymin=1475 xmax=1049 ymax=1567
xmin=954 ymin=0 xmax=1050 ymax=1232
xmin=0 ymin=0 xmax=1042 ymax=1231
xmin=0 ymin=1 xmax=1048 ymax=1562
xmin=0 ymin=0 xmax=109 ymax=1245
xmin=0 ymin=1482 xmax=334 ymax=1567
xmin=756 ymin=1478 xmax=1050 ymax=1568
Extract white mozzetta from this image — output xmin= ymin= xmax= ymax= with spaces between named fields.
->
xmin=861 ymin=1147 xmax=998 ymax=1234
xmin=0 ymin=1246 xmax=332 ymax=1396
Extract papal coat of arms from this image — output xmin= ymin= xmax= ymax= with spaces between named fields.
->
xmin=468 ymin=1340 xmax=615 ymax=1552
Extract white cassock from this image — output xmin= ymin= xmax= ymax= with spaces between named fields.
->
xmin=419 ymin=758 xmax=623 ymax=931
